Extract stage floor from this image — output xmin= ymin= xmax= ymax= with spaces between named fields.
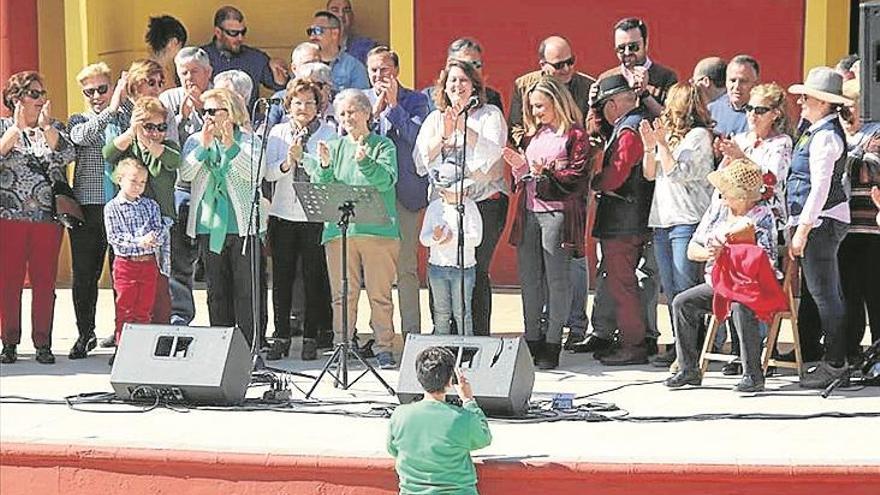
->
xmin=2 ymin=289 xmax=878 ymax=468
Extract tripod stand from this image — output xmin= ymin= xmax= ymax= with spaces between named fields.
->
xmin=293 ymin=183 xmax=396 ymax=397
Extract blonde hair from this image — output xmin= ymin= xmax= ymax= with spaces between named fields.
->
xmin=113 ymin=157 xmax=147 ymax=184
xmin=76 ymin=62 xmax=111 ymax=85
xmin=522 ymin=76 xmax=583 ymax=137
xmin=132 ymin=96 xmax=167 ymax=123
xmin=749 ymin=82 xmax=792 ymax=136
xmin=660 ymin=82 xmax=713 ymax=150
xmin=200 ymin=87 xmax=250 ymax=127
xmin=126 ymin=59 xmax=164 ymax=95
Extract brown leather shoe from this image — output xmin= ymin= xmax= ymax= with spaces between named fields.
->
xmin=600 ymin=346 xmax=648 ymax=366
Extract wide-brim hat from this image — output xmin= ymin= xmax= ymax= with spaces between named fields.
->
xmin=594 ymin=74 xmax=633 ymax=105
xmin=707 ymin=159 xmax=764 ymax=203
xmin=788 ymin=67 xmax=854 ymax=106
xmin=432 ymin=161 xmax=474 ymax=192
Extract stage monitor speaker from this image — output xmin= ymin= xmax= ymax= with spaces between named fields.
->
xmin=110 ymin=324 xmax=251 ymax=405
xmin=397 ymin=335 xmax=535 ymax=417
xmin=861 ymin=1 xmax=880 ymax=121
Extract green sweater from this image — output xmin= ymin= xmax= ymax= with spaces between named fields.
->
xmin=312 ymin=133 xmax=399 ymax=244
xmin=387 ymin=399 xmax=492 ymax=495
xmin=103 ymin=139 xmax=181 ymax=219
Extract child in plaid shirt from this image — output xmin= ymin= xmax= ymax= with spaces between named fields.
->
xmin=104 ymin=158 xmax=168 ymax=365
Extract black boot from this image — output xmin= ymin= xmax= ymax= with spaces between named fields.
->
xmin=526 ymin=340 xmax=544 ymax=364
xmin=0 ymin=344 xmax=17 ymax=364
xmin=266 ymin=338 xmax=291 ymax=361
xmin=535 ymin=343 xmax=561 ymax=370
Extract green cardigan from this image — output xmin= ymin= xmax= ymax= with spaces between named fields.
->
xmin=312 ymin=133 xmax=400 ymax=243
xmin=103 ymin=139 xmax=181 ymax=219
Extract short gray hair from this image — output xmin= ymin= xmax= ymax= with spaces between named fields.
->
xmin=296 ymin=61 xmax=332 ymax=86
xmin=291 ymin=41 xmax=321 ymax=65
xmin=447 ymin=37 xmax=482 ymax=59
xmin=333 ymin=88 xmax=371 ymax=116
xmin=213 ymin=70 xmax=253 ymax=105
xmin=174 ymin=46 xmax=211 ymax=71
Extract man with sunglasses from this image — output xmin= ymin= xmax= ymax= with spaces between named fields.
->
xmin=308 ymin=11 xmax=369 ymax=92
xmin=708 ymin=54 xmax=760 ymax=138
xmin=597 ymin=17 xmax=677 ymax=119
xmin=66 ymin=63 xmax=130 ymax=359
xmin=201 ymin=6 xmax=288 ymax=110
xmin=506 ymin=35 xmax=596 ymax=349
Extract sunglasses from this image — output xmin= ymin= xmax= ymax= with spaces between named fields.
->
xmin=615 ymin=42 xmax=641 ymax=54
xmin=82 ymin=84 xmax=109 ymax=98
xmin=544 ymin=56 xmax=575 ymax=70
xmin=221 ymin=27 xmax=247 ymax=37
xmin=23 ymin=89 xmax=47 ymax=100
xmin=744 ymin=104 xmax=774 ymax=115
xmin=143 ymin=122 xmax=168 ymax=132
xmin=203 ymin=107 xmax=229 ymax=116
xmin=307 ymin=25 xmax=336 ymax=37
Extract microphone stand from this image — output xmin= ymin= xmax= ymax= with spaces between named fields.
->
xmin=245 ymin=98 xmax=276 ymax=371
xmin=454 ymin=103 xmax=473 ymax=335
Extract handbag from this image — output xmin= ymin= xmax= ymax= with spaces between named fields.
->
xmin=52 ymin=181 xmax=85 ymax=229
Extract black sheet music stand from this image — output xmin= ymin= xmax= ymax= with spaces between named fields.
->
xmin=293 ymin=182 xmax=396 ymax=398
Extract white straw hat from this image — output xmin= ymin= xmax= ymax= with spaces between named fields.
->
xmin=787 ymin=67 xmax=854 ymax=106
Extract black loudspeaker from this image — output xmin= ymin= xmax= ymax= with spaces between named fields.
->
xmin=861 ymin=1 xmax=880 ymax=121
xmin=110 ymin=325 xmax=252 ymax=405
xmin=397 ymin=335 xmax=535 ymax=417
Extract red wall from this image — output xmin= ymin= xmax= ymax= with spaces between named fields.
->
xmin=0 ymin=0 xmax=40 ymax=117
xmin=413 ymin=0 xmax=806 ymax=286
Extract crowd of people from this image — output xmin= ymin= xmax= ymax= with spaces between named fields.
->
xmin=1 ymin=4 xmax=878 ymax=399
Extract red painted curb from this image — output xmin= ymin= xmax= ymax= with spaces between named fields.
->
xmin=2 ymin=442 xmax=880 ymax=495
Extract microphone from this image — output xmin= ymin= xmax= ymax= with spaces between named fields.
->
xmin=457 ymin=95 xmax=480 ymax=115
xmin=259 ymin=97 xmax=283 ymax=105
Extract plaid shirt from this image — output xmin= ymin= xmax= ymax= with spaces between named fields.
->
xmin=67 ymin=108 xmax=116 ymax=205
xmin=104 ymin=191 xmax=166 ymax=259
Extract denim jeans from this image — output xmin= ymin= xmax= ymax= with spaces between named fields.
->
xmin=653 ymin=224 xmax=701 ymax=334
xmin=799 ymin=218 xmax=849 ymax=365
xmin=169 ymin=190 xmax=197 ymax=325
xmin=429 ymin=264 xmax=476 ymax=336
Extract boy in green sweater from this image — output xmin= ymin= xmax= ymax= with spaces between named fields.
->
xmin=387 ymin=347 xmax=492 ymax=494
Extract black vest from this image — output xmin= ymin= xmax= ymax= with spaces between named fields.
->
xmin=593 ymin=110 xmax=653 ymax=238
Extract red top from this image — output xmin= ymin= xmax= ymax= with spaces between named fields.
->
xmin=593 ymin=129 xmax=644 ymax=192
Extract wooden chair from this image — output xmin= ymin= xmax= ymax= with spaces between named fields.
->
xmin=698 ymin=258 xmax=803 ymax=377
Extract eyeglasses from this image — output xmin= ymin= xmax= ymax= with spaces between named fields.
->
xmin=307 ymin=25 xmax=336 ymax=37
xmin=290 ymin=99 xmax=317 ymax=108
xmin=145 ymin=77 xmax=164 ymax=88
xmin=23 ymin=89 xmax=47 ymax=100
xmin=544 ymin=56 xmax=575 ymax=70
xmin=221 ymin=27 xmax=247 ymax=38
xmin=615 ymin=42 xmax=641 ymax=54
xmin=143 ymin=122 xmax=168 ymax=132
xmin=203 ymin=108 xmax=229 ymax=116
xmin=744 ymin=104 xmax=774 ymax=115
xmin=82 ymin=84 xmax=109 ymax=98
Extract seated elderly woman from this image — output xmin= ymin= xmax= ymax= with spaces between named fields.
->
xmin=313 ymin=88 xmax=399 ymax=369
xmin=665 ymin=159 xmax=782 ymax=393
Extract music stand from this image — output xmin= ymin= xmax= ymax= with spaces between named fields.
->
xmin=293 ymin=182 xmax=396 ymax=398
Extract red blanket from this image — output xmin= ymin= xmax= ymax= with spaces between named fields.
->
xmin=711 ymin=244 xmax=787 ymax=323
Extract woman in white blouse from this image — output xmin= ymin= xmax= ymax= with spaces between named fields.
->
xmin=718 ymin=82 xmax=793 ymax=231
xmin=414 ymin=59 xmax=507 ymax=336
xmin=264 ymin=79 xmax=337 ymax=361
xmin=639 ymin=81 xmax=714 ymax=364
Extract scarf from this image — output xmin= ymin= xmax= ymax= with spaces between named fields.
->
xmin=198 ymin=129 xmax=241 ymax=253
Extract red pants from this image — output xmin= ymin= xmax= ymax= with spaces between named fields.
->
xmin=152 ymin=274 xmax=171 ymax=324
xmin=112 ymin=257 xmax=158 ymax=343
xmin=600 ymin=235 xmax=647 ymax=347
xmin=0 ymin=219 xmax=62 ymax=347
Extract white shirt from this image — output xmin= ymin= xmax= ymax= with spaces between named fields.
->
xmin=413 ymin=104 xmax=508 ymax=202
xmin=419 ymin=197 xmax=483 ymax=268
xmin=788 ymin=113 xmax=849 ymax=228
xmin=264 ymin=120 xmax=338 ymax=222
